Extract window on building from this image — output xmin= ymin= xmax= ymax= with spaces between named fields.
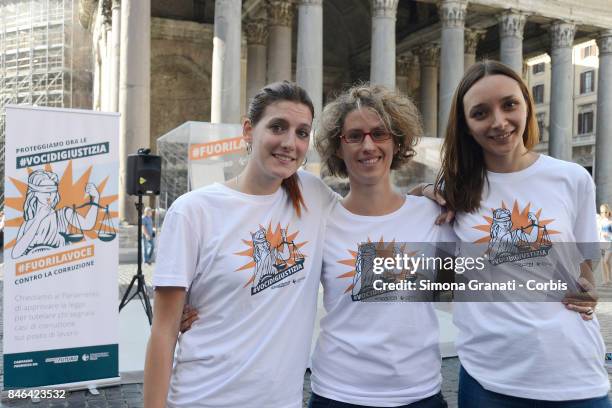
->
xmin=580 ymin=70 xmax=595 ymax=94
xmin=532 ymin=63 xmax=545 ymax=74
xmin=532 ymin=85 xmax=544 ymax=104
xmin=581 ymin=45 xmax=596 ymax=59
xmin=577 ymin=111 xmax=594 ymax=135
xmin=536 ymin=113 xmax=546 ymax=139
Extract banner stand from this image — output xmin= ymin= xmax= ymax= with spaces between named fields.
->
xmin=3 ymin=105 xmax=120 ymax=393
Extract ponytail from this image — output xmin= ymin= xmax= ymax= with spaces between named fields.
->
xmin=281 ymin=173 xmax=307 ymax=217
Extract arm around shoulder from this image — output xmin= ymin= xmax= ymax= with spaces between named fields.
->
xmin=143 ymin=287 xmax=187 ymax=408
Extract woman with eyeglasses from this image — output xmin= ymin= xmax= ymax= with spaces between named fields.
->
xmin=307 ymin=84 xmax=452 ymax=408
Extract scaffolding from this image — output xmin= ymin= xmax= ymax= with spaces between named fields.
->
xmin=0 ymin=0 xmax=74 ymax=205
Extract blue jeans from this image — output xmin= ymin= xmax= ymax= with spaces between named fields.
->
xmin=142 ymin=238 xmax=154 ymax=263
xmin=308 ymin=391 xmax=448 ymax=408
xmin=458 ymin=365 xmax=612 ymax=408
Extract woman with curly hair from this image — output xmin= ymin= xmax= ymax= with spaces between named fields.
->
xmin=309 ymin=84 xmax=452 ymax=408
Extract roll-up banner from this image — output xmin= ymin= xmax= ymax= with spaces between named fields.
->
xmin=3 ymin=106 xmax=120 ymax=390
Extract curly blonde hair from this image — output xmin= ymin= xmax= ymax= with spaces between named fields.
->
xmin=315 ymin=84 xmax=423 ymax=178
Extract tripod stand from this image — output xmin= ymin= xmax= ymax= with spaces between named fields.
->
xmin=119 ymin=194 xmax=153 ymax=325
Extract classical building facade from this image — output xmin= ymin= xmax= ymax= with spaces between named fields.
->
xmin=78 ymin=0 xmax=612 ymax=222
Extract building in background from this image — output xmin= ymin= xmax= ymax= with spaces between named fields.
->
xmin=4 ymin=0 xmax=612 ymax=222
xmin=527 ymin=40 xmax=601 ymax=173
xmin=0 ymin=0 xmax=93 ymax=202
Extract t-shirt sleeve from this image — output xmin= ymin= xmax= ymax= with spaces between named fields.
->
xmin=322 ymin=185 xmax=341 ymax=216
xmin=299 ymin=170 xmax=341 ymax=216
xmin=153 ymin=208 xmax=201 ymax=288
xmin=573 ymin=171 xmax=600 ymax=260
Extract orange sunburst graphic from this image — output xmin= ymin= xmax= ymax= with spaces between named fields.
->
xmin=472 ymin=200 xmax=560 ymax=244
xmin=4 ymin=161 xmax=118 ymax=252
xmin=234 ymin=222 xmax=308 ymax=288
xmin=336 ymin=237 xmax=417 ymax=294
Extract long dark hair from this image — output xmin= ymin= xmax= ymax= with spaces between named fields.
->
xmin=435 ymin=60 xmax=539 ymax=213
xmin=247 ymin=81 xmax=314 ymax=217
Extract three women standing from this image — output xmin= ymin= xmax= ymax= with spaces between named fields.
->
xmin=146 ymin=64 xmax=610 ymax=407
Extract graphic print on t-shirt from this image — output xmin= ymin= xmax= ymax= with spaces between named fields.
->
xmin=335 ymin=238 xmax=417 ymax=301
xmin=472 ymin=200 xmax=560 ymax=265
xmin=235 ymin=222 xmax=307 ymax=295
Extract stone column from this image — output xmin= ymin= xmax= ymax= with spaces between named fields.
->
xmin=104 ymin=28 xmax=112 ymax=110
xmin=548 ymin=21 xmax=576 ymax=161
xmin=464 ymin=28 xmax=485 ymax=70
xmin=396 ymin=55 xmax=412 ymax=96
xmin=119 ymin=0 xmax=150 ymax=223
xmin=102 ymin=1 xmax=112 ymax=111
xmin=595 ymin=30 xmax=612 ymax=206
xmin=267 ymin=0 xmax=294 ymax=83
xmin=210 ymin=0 xmax=242 ymax=123
xmin=438 ymin=0 xmax=466 ymax=138
xmin=93 ymin=40 xmax=102 ymax=111
xmin=499 ymin=10 xmax=526 ymax=74
xmin=370 ymin=0 xmax=399 ymax=89
xmin=110 ymin=0 xmax=121 ymax=112
xmin=407 ymin=53 xmax=421 ymax=97
xmin=245 ymin=18 xmax=268 ymax=105
xmin=296 ymin=0 xmax=323 ymax=116
xmin=418 ymin=44 xmax=440 ymax=138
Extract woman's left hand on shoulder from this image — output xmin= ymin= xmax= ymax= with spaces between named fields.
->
xmin=408 ymin=183 xmax=455 ymax=225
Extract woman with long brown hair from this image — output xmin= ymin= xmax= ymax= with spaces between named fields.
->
xmin=435 ymin=60 xmax=610 ymax=407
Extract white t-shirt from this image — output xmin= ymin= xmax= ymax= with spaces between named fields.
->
xmin=311 ymin=197 xmax=455 ymax=407
xmin=153 ymin=171 xmax=338 ymax=408
xmin=453 ymin=154 xmax=609 ymax=401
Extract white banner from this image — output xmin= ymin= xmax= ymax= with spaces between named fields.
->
xmin=3 ymin=106 xmax=120 ymax=389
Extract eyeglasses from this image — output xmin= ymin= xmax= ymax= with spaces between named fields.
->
xmin=340 ymin=129 xmax=392 ymax=144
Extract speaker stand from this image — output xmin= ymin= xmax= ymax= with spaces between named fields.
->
xmin=119 ymin=195 xmax=153 ymax=325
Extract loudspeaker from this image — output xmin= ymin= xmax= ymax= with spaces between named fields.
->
xmin=126 ymin=151 xmax=161 ymax=196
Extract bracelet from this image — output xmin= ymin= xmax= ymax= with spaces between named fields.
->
xmin=423 ymin=183 xmax=434 ymax=193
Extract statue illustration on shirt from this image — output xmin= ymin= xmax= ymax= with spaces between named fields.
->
xmin=350 ymin=242 xmax=408 ymax=301
xmin=487 ymin=207 xmax=552 ymax=265
xmin=246 ymin=225 xmax=306 ymax=295
xmin=351 ymin=242 xmax=377 ymax=300
xmin=251 ymin=228 xmax=278 ymax=285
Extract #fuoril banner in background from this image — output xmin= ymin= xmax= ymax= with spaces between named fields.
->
xmin=3 ymin=106 xmax=120 ymax=389
xmin=187 ymin=123 xmax=246 ymax=189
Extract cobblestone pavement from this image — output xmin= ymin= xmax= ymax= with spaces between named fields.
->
xmin=0 ymin=263 xmax=610 ymax=407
